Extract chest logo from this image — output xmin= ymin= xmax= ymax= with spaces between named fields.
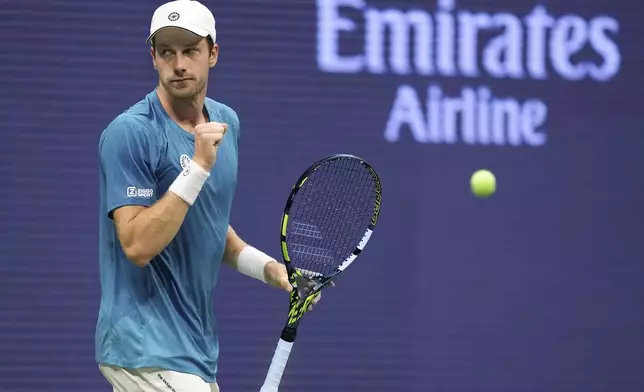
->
xmin=180 ymin=154 xmax=191 ymax=170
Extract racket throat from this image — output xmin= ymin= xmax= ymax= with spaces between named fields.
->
xmin=292 ymin=274 xmax=324 ymax=301
xmin=280 ymin=326 xmax=297 ymax=343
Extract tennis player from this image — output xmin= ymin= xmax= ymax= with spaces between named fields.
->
xmin=95 ymin=1 xmax=325 ymax=391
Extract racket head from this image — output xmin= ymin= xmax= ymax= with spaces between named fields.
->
xmin=279 ymin=154 xmax=382 ymax=324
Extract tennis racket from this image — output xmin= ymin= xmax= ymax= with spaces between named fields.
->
xmin=259 ymin=154 xmax=382 ymax=392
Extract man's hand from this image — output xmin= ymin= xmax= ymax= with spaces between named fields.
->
xmin=263 ymin=261 xmax=335 ymax=311
xmin=263 ymin=261 xmax=292 ymax=292
xmin=192 ymin=122 xmax=227 ymax=171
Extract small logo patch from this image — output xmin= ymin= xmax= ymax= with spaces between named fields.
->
xmin=126 ymin=187 xmax=154 ymax=198
xmin=156 ymin=373 xmax=177 ymax=392
xmin=180 ymin=154 xmax=190 ymax=169
xmin=168 ymin=12 xmax=180 ymax=21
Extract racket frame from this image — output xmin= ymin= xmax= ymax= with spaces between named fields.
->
xmin=259 ymin=154 xmax=382 ymax=392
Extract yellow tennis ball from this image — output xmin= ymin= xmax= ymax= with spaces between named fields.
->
xmin=470 ymin=169 xmax=496 ymax=197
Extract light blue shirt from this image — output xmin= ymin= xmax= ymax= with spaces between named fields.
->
xmin=95 ymin=89 xmax=240 ymax=382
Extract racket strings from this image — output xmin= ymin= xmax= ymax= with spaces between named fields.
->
xmin=286 ymin=158 xmax=377 ymax=276
xmin=334 ymin=163 xmax=371 ymax=262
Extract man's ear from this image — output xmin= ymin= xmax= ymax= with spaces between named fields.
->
xmin=209 ymin=43 xmax=219 ymax=68
xmin=150 ymin=46 xmax=158 ymax=70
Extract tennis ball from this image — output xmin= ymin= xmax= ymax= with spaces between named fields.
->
xmin=470 ymin=169 xmax=496 ymax=197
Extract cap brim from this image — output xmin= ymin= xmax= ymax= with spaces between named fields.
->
xmin=146 ymin=25 xmax=209 ymax=44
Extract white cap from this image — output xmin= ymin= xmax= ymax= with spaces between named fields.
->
xmin=146 ymin=0 xmax=216 ymax=45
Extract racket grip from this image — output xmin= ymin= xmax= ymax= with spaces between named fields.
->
xmin=259 ymin=338 xmax=294 ymax=392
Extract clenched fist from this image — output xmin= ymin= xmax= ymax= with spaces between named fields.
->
xmin=192 ymin=122 xmax=227 ymax=171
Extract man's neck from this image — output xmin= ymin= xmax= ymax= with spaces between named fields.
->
xmin=156 ymin=85 xmax=208 ymax=131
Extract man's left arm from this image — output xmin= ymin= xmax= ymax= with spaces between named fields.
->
xmin=223 ymin=225 xmax=292 ymax=292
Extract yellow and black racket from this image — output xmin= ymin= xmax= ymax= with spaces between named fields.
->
xmin=259 ymin=154 xmax=382 ymax=392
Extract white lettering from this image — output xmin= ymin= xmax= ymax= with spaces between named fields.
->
xmin=491 ymin=98 xmax=521 ymax=145
xmin=126 ymin=187 xmax=154 ymax=198
xmin=137 ymin=189 xmax=154 ymax=198
xmin=315 ymin=0 xmax=621 ymax=148
xmin=365 ymin=9 xmax=433 ymax=75
xmin=436 ymin=0 xmax=456 ymax=76
xmin=442 ymin=95 xmax=460 ymax=144
xmin=316 ymin=0 xmax=365 ymax=73
xmin=386 ymin=85 xmax=547 ymax=147
xmin=427 ymin=86 xmax=442 ymax=143
xmin=316 ymin=0 xmax=622 ymax=82
xmin=384 ymin=85 xmax=427 ymax=142
xmin=461 ymin=87 xmax=477 ymax=144
xmin=476 ymin=87 xmax=492 ymax=144
xmin=550 ymin=15 xmax=589 ymax=81
xmin=440 ymin=87 xmax=477 ymax=144
xmin=524 ymin=5 xmax=554 ymax=80
xmin=457 ymin=12 xmax=492 ymax=77
xmin=588 ymin=16 xmax=621 ymax=81
xmin=521 ymin=100 xmax=548 ymax=146
xmin=482 ymin=13 xmax=524 ymax=79
xmin=490 ymin=97 xmax=547 ymax=146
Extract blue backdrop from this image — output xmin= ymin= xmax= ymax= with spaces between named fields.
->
xmin=1 ymin=0 xmax=643 ymax=391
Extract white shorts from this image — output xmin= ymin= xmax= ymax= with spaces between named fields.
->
xmin=99 ymin=364 xmax=220 ymax=392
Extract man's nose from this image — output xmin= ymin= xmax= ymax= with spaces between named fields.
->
xmin=173 ymin=54 xmax=187 ymax=74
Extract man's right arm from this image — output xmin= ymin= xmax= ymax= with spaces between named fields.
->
xmin=101 ymin=117 xmax=226 ymax=267
xmin=100 ymin=118 xmax=192 ymax=267
xmin=112 ymin=194 xmax=189 ymax=267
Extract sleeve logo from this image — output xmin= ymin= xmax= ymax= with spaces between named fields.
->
xmin=126 ymin=186 xmax=154 ymax=198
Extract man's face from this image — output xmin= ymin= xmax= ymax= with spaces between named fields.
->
xmin=151 ymin=27 xmax=218 ymax=100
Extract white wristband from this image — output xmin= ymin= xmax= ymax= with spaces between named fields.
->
xmin=237 ymin=246 xmax=273 ymax=283
xmin=169 ymin=160 xmax=210 ymax=206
